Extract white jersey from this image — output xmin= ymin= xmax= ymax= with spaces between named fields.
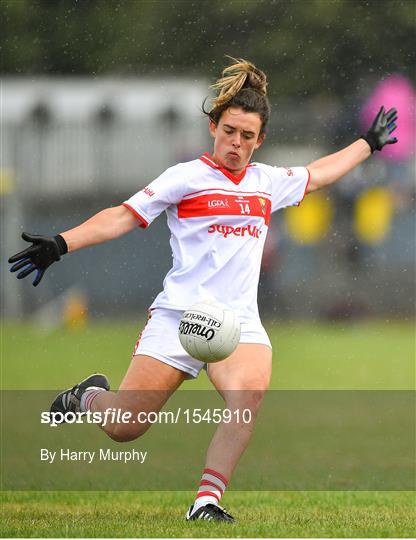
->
xmin=124 ymin=153 xmax=309 ymax=321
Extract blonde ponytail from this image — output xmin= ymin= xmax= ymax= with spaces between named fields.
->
xmin=203 ymin=56 xmax=271 ymax=134
xmin=211 ymin=56 xmax=268 ymax=109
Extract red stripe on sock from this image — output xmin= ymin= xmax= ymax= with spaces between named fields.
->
xmin=85 ymin=391 xmax=101 ymax=411
xmin=196 ymin=490 xmax=220 ymax=503
xmin=199 ymin=479 xmax=224 ymax=495
xmin=203 ymin=468 xmax=228 ymax=486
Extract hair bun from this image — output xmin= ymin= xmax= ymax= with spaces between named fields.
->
xmin=211 ymin=56 xmax=268 ymax=109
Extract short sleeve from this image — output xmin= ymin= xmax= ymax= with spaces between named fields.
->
xmin=268 ymin=166 xmax=310 ymax=213
xmin=123 ymin=165 xmax=186 ymax=228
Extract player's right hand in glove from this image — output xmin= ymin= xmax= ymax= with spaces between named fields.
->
xmin=8 ymin=232 xmax=68 ymax=287
xmin=361 ymin=106 xmax=398 ymax=153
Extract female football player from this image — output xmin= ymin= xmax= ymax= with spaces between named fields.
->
xmin=9 ymin=58 xmax=397 ymax=522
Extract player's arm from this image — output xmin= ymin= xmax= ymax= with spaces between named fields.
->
xmin=60 ymin=204 xmax=138 ymax=252
xmin=8 ymin=205 xmax=139 ymax=286
xmin=306 ymin=106 xmax=398 ymax=193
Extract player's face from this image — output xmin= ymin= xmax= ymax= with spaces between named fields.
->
xmin=209 ymin=107 xmax=265 ymax=174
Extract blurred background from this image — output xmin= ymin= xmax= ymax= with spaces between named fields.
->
xmin=1 ymin=0 xmax=415 ymax=326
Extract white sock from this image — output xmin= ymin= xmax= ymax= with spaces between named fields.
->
xmin=80 ymin=387 xmax=106 ymax=412
xmin=192 ymin=468 xmax=228 ymax=513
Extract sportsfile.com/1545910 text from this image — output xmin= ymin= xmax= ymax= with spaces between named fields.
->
xmin=41 ymin=407 xmax=253 ymax=427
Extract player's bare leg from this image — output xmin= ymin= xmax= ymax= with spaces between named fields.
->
xmin=89 ymin=354 xmax=187 ymax=441
xmin=206 ymin=343 xmax=272 ymax=476
xmin=50 ymin=354 xmax=187 ymax=442
xmin=186 ymin=343 xmax=272 ymax=520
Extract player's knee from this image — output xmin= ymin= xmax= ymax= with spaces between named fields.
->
xmin=225 ymin=386 xmax=268 ymax=416
xmin=243 ymin=388 xmax=267 ymax=413
xmin=106 ymin=421 xmax=150 ymax=443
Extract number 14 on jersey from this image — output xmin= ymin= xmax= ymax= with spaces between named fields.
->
xmin=238 ymin=202 xmax=250 ymax=214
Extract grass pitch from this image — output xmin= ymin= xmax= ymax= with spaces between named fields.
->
xmin=1 ymin=320 xmax=415 ymax=537
xmin=2 ymin=491 xmax=415 ymax=538
xmin=2 ymin=319 xmax=414 ymax=390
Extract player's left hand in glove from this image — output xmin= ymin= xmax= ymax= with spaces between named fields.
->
xmin=361 ymin=106 xmax=398 ymax=153
xmin=8 ymin=232 xmax=68 ymax=287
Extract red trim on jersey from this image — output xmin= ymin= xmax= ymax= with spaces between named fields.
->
xmin=199 ymin=152 xmax=254 ymax=185
xmin=122 ymin=203 xmax=149 ymax=228
xmin=196 ymin=490 xmax=220 ymax=502
xmin=204 ymin=468 xmax=228 ymax=486
xmin=200 ymin=479 xmax=224 ymax=495
xmin=183 ymin=187 xmax=271 ymax=199
xmin=296 ymin=168 xmax=311 ymax=206
xmin=177 ymin=193 xmax=271 ymax=225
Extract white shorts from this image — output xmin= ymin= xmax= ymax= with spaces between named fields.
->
xmin=133 ymin=307 xmax=272 ymax=379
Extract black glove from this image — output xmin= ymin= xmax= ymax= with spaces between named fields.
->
xmin=361 ymin=106 xmax=398 ymax=153
xmin=8 ymin=232 xmax=68 ymax=287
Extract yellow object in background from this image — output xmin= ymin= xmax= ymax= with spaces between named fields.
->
xmin=285 ymin=192 xmax=334 ymax=244
xmin=354 ymin=187 xmax=393 ymax=244
xmin=64 ymin=292 xmax=88 ymax=330
xmin=0 ymin=169 xmax=15 ymax=194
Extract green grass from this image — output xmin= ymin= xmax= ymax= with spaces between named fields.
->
xmin=1 ymin=491 xmax=415 ymax=538
xmin=1 ymin=320 xmax=414 ymax=390
xmin=1 ymin=319 xmax=415 ymax=537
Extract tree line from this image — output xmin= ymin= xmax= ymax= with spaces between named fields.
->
xmin=2 ymin=0 xmax=414 ymax=99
